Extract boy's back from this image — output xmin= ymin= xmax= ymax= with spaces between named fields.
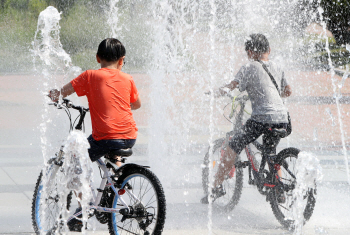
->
xmin=71 ymin=68 xmax=139 ymax=141
xmin=234 ymin=60 xmax=288 ymax=124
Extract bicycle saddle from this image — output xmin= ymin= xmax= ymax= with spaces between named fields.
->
xmin=108 ymin=148 xmax=133 ymax=157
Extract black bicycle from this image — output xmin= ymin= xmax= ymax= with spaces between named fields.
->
xmin=202 ymin=94 xmax=316 ymax=229
xmin=31 ymin=98 xmax=166 ymax=235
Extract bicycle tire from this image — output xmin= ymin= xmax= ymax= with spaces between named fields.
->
xmin=202 ymin=138 xmax=244 ymax=212
xmin=269 ymin=147 xmax=316 ymax=229
xmin=31 ymin=166 xmax=72 ymax=234
xmin=107 ymin=166 xmax=166 ymax=235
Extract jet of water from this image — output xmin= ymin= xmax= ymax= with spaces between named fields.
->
xmin=292 ymin=152 xmax=323 ymax=235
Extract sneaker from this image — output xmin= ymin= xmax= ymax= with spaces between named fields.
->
xmin=200 ymin=185 xmax=226 ymax=204
xmin=67 ymin=207 xmax=83 ymax=232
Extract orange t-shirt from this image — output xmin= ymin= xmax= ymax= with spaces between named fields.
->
xmin=71 ymin=68 xmax=139 ymax=141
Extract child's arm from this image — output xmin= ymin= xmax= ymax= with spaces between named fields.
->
xmin=131 ymin=97 xmax=141 ymax=110
xmin=48 ymin=82 xmax=76 ymax=101
xmin=216 ymin=80 xmax=239 ymax=97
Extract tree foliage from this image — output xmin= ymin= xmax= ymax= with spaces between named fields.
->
xmin=320 ymin=0 xmax=350 ymax=45
xmin=299 ymin=0 xmax=350 ymax=45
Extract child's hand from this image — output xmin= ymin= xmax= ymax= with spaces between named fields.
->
xmin=48 ymin=89 xmax=60 ymax=102
xmin=282 ymin=85 xmax=292 ymax=97
xmin=204 ymin=89 xmax=225 ymax=98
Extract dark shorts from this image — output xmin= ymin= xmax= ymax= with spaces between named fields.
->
xmin=87 ymin=135 xmax=136 ymax=162
xmin=229 ymin=119 xmax=287 ymax=154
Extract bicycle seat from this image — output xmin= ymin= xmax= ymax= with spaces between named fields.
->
xmin=108 ymin=148 xmax=133 ymax=157
xmin=270 ymin=128 xmax=287 ymax=138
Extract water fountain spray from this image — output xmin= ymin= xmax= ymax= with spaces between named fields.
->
xmin=32 ymin=6 xmax=93 ymax=233
xmin=318 ymin=5 xmax=350 ymax=184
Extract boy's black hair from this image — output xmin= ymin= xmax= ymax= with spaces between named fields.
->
xmin=245 ymin=34 xmax=270 ymax=54
xmin=97 ymin=38 xmax=126 ymax=62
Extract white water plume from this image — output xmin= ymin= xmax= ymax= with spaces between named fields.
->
xmin=318 ymin=6 xmax=350 ymax=184
xmin=292 ymin=152 xmax=323 ymax=235
xmin=32 ymin=6 xmax=92 ymax=233
xmin=32 ymin=6 xmax=72 ymax=72
xmin=62 ymin=130 xmax=94 ymax=233
xmin=32 ymin=6 xmax=82 ymax=163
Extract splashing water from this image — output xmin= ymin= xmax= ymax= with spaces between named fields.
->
xmin=25 ymin=1 xmax=350 ymax=233
xmin=32 ymin=6 xmax=92 ymax=233
xmin=318 ymin=6 xmax=350 ymax=184
xmin=325 ymin=108 xmax=336 ymax=127
xmin=32 ymin=6 xmax=67 ymax=169
xmin=292 ymin=152 xmax=323 ymax=235
xmin=32 ymin=6 xmax=82 ymax=163
xmin=32 ymin=7 xmax=71 ymax=69
xmin=207 ymin=0 xmax=218 ymax=234
xmin=62 ymin=131 xmax=94 ymax=233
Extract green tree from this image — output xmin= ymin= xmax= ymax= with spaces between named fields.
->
xmin=45 ymin=0 xmax=77 ymax=14
xmin=320 ymin=0 xmax=350 ymax=45
xmin=299 ymin=0 xmax=350 ymax=45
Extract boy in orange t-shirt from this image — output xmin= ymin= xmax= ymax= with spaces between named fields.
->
xmin=49 ymin=38 xmax=141 ymax=162
xmin=48 ymin=38 xmax=141 ymax=231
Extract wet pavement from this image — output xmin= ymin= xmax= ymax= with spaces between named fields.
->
xmin=0 ymin=72 xmax=350 ymax=234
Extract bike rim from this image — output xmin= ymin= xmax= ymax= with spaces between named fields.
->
xmin=275 ymin=154 xmax=313 ymax=223
xmin=112 ymin=173 xmax=159 ymax=235
xmin=35 ymin=168 xmax=68 ymax=232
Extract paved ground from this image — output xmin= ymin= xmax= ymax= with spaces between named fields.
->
xmin=0 ymin=72 xmax=350 ymax=235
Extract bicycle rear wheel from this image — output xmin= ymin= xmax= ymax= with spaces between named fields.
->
xmin=202 ymin=138 xmax=243 ymax=212
xmin=108 ymin=166 xmax=166 ymax=235
xmin=31 ymin=163 xmax=72 ymax=234
xmin=269 ymin=148 xmax=316 ymax=229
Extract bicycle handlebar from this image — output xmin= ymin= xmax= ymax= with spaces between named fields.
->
xmin=204 ymin=90 xmax=249 ymax=103
xmin=49 ymin=98 xmax=89 ymax=112
xmin=49 ymin=98 xmax=89 ymax=131
xmin=229 ymin=94 xmax=249 ymax=103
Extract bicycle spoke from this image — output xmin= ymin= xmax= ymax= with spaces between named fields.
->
xmin=117 ymin=225 xmax=138 ymax=235
xmin=33 ymin=169 xmax=72 ymax=234
xmin=109 ymin=168 xmax=165 ymax=235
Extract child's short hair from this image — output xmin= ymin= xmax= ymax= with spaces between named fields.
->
xmin=245 ymin=34 xmax=270 ymax=54
xmin=97 ymin=38 xmax=126 ymax=62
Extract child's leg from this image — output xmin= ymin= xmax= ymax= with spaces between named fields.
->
xmin=114 ymin=156 xmax=122 ymax=167
xmin=213 ymin=119 xmax=264 ymax=188
xmin=214 ymin=146 xmax=237 ymax=187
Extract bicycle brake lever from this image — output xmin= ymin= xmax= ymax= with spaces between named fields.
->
xmin=56 ymin=103 xmax=63 ymax=109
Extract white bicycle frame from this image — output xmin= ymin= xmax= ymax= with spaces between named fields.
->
xmin=91 ymin=158 xmax=141 ymax=213
xmin=45 ymin=146 xmax=142 ymax=222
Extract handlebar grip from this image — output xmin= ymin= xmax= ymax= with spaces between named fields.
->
xmin=234 ymin=95 xmax=249 ymax=102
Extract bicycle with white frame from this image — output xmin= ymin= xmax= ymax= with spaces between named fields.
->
xmin=31 ymin=98 xmax=166 ymax=235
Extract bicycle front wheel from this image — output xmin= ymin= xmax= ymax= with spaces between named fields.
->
xmin=269 ymin=147 xmax=316 ymax=229
xmin=108 ymin=166 xmax=166 ymax=235
xmin=31 ymin=163 xmax=72 ymax=234
xmin=202 ymin=138 xmax=244 ymax=212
